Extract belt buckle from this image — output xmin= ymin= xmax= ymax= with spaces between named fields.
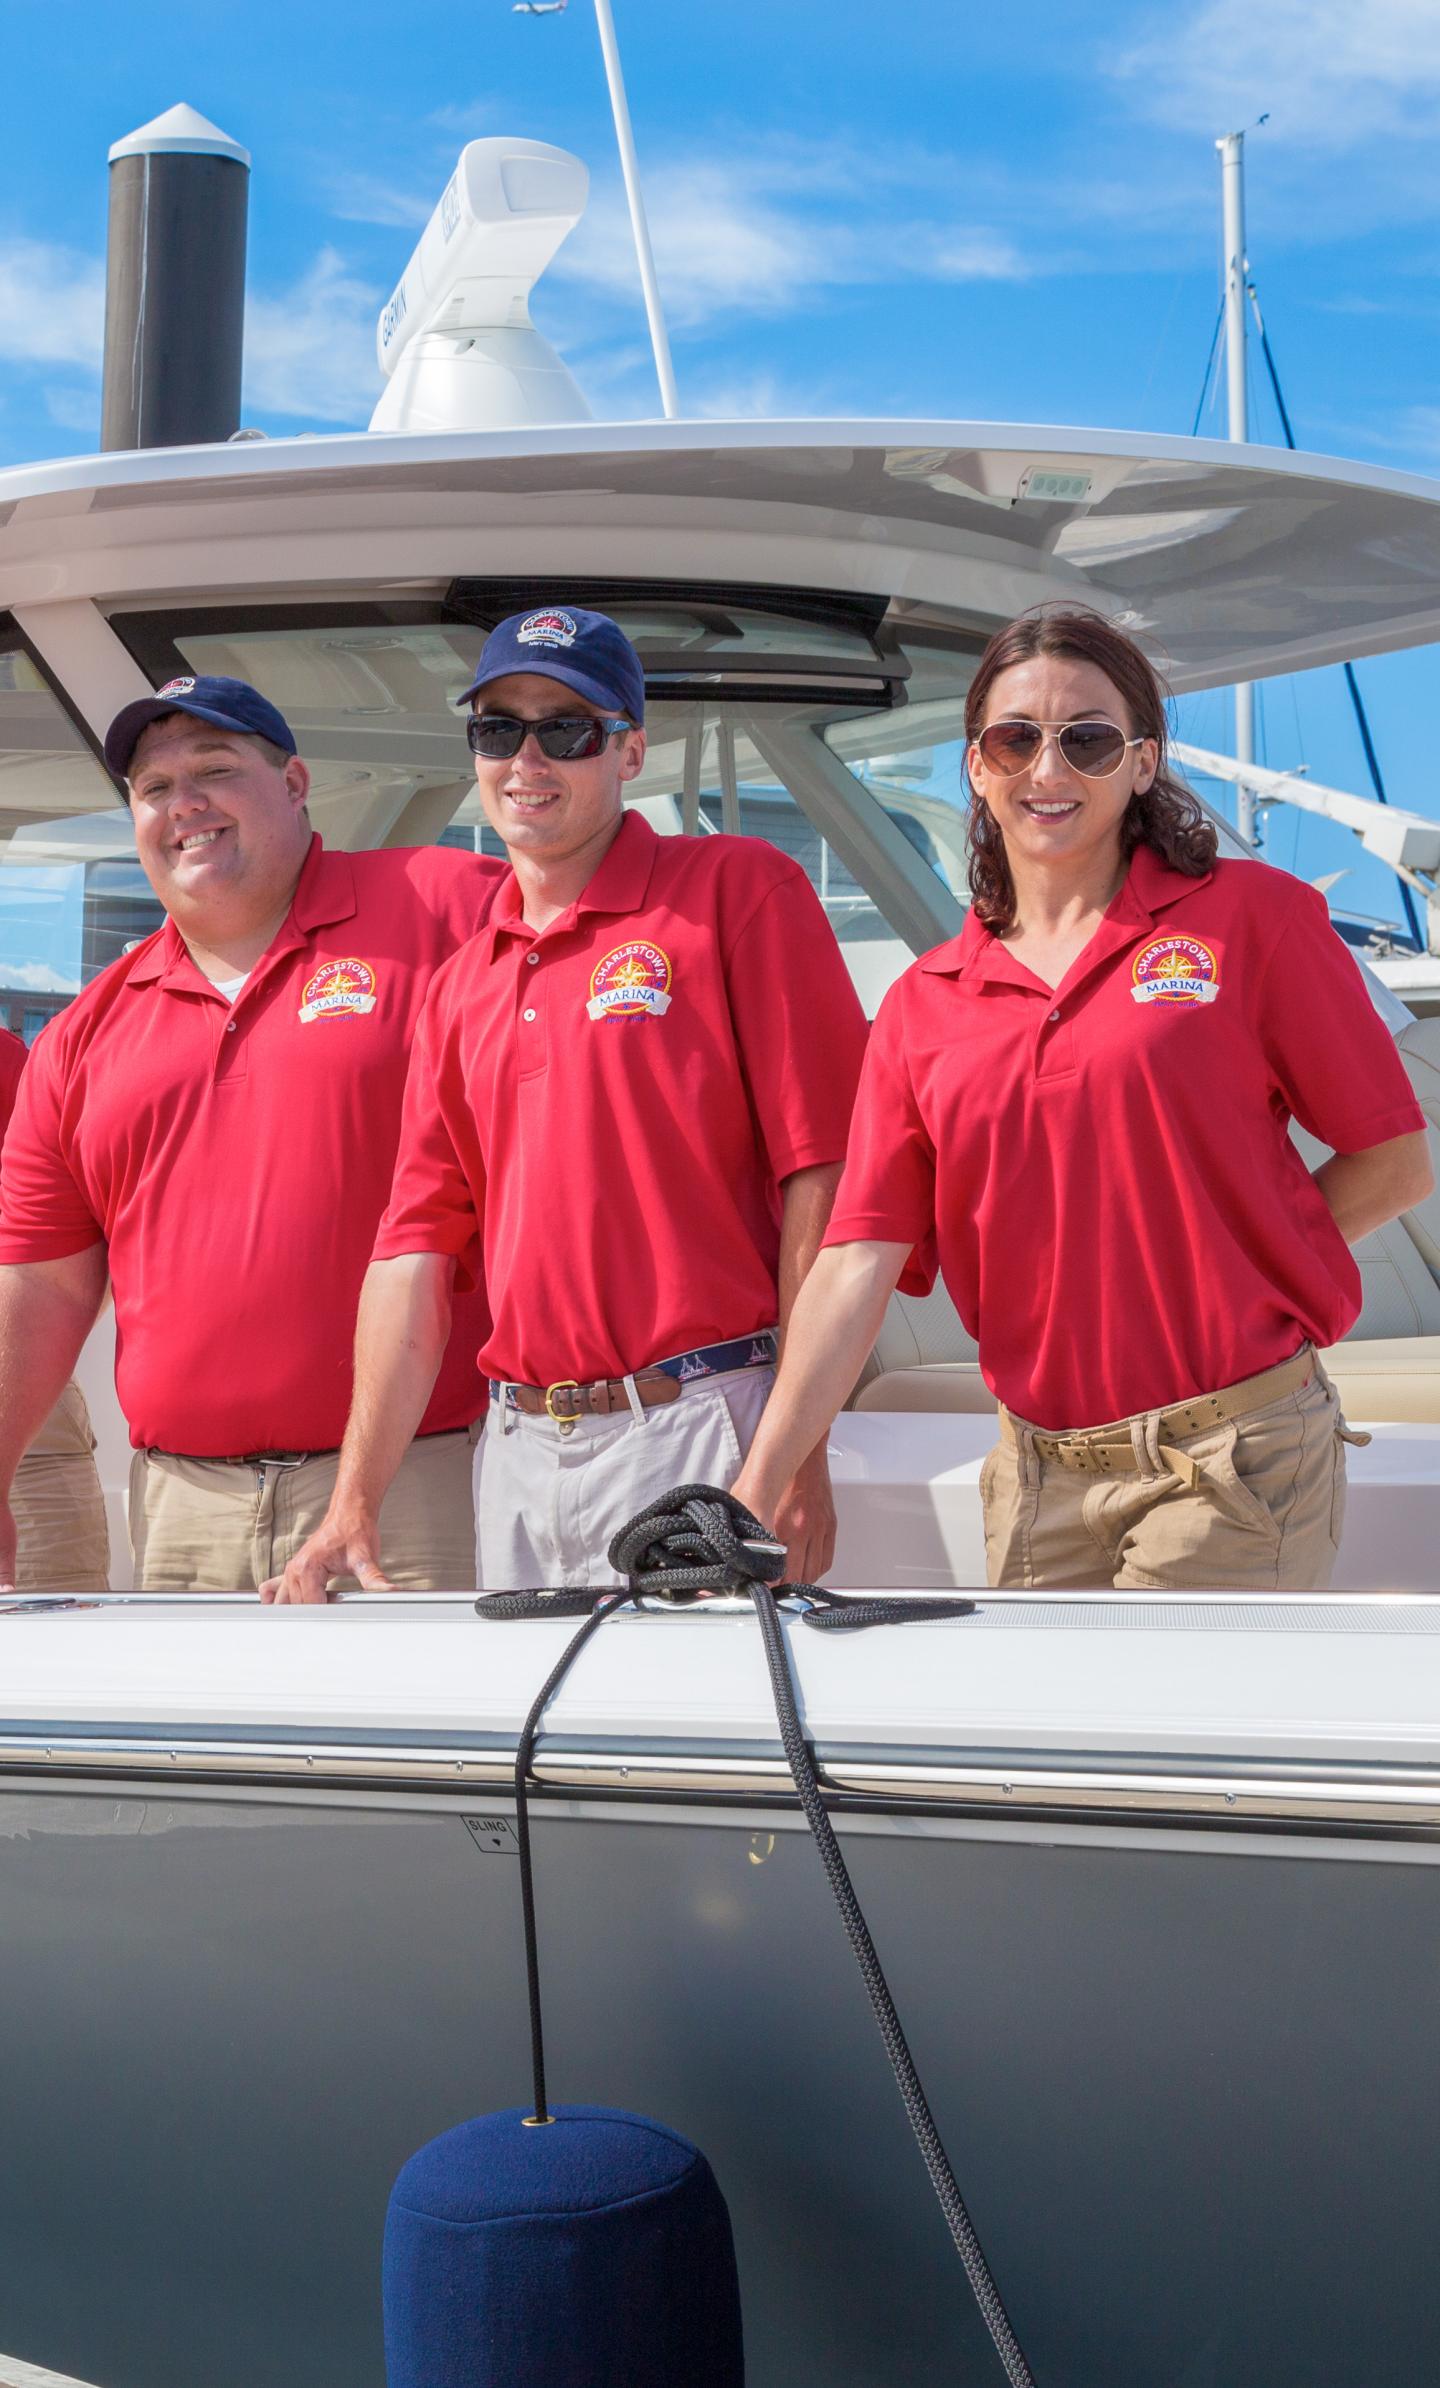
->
xmin=544 ymin=1379 xmax=582 ymax=1429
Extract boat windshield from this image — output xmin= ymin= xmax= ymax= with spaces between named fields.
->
xmin=0 ymin=645 xmax=161 ymax=1046
xmin=3 ymin=599 xmax=985 ymax=1031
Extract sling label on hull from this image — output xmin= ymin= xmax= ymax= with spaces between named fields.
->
xmin=465 ymin=1816 xmax=520 ymax=1855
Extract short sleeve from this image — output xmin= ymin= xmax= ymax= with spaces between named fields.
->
xmin=0 ymin=1027 xmax=105 ymax=1263
xmin=822 ymin=977 xmax=940 ymax=1294
xmin=0 ymin=1031 xmax=25 ymax=1140
xmin=723 ymin=868 xmax=869 ymax=1179
xmin=372 ymin=989 xmax=485 ymax=1290
xmin=1258 ymin=883 xmax=1425 ymax=1153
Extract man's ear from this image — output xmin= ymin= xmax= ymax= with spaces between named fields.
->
xmin=284 ymin=755 xmax=312 ymax=811
xmin=618 ymin=727 xmax=647 ymax=785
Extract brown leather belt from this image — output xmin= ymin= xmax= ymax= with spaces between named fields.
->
xmin=1000 ymin=1347 xmax=1316 ymax=1476
xmin=498 ymin=1371 xmax=684 ymax=1422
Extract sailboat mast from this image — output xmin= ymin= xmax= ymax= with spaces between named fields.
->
xmin=1218 ymin=129 xmax=1257 ymax=843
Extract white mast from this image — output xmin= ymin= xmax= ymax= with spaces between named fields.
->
xmin=591 ymin=0 xmax=680 ymax=420
xmin=1217 ymin=129 xmax=1257 ymax=844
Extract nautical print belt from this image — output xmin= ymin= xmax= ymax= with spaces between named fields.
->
xmin=491 ymin=1330 xmax=779 ymax=1423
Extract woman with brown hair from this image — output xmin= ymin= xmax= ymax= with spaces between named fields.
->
xmin=734 ymin=606 xmax=1434 ymax=1588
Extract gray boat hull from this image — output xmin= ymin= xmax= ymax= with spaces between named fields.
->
xmin=2 ymin=1773 xmax=1436 ymax=2388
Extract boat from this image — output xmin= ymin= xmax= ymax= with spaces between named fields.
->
xmin=3 ymin=1587 xmax=1440 ymax=2388
xmin=4 ymin=121 xmax=1440 ymax=2388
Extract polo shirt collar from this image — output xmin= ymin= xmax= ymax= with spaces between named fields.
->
xmin=919 ymin=843 xmax=1215 ymax=988
xmin=125 ymin=833 xmax=354 ymax=993
xmin=486 ymin=809 xmax=659 ymax=947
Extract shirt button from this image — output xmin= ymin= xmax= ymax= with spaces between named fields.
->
xmin=522 ymin=1007 xmax=537 ymax=1023
xmin=525 ymin=952 xmax=540 ymax=966
xmin=225 ymin=1019 xmax=238 ymax=1033
xmin=1049 ymin=1009 xmax=1060 ymax=1022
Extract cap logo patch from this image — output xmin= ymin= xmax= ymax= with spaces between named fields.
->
xmin=1131 ymin=934 xmax=1219 ymax=1007
xmin=158 ymin=677 xmax=197 ymax=697
xmin=586 ymin=941 xmax=672 ymax=1022
xmin=517 ymin=609 xmax=578 ymax=649
xmin=298 ymin=957 xmax=378 ymax=1025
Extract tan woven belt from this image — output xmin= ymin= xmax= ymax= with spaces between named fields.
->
xmin=1000 ymin=1346 xmax=1316 ymax=1476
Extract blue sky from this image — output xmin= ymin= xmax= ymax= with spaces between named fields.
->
xmin=2 ymin=0 xmax=1439 ymax=922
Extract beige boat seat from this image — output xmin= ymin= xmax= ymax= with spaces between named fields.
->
xmin=851 ymin=1012 xmax=1440 ymax=1425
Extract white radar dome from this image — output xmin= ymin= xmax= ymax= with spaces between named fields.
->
xmin=369 ymin=138 xmax=592 ymax=434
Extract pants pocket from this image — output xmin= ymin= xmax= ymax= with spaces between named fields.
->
xmin=1329 ymin=1431 xmax=1349 ymax=1550
xmin=1194 ymin=1422 xmax=1285 ymax=1546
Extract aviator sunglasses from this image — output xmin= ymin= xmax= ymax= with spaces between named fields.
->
xmin=467 ymin=711 xmax=635 ymax=762
xmin=974 ymin=718 xmax=1145 ymax=779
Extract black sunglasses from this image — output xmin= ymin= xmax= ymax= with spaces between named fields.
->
xmin=466 ymin=711 xmax=634 ymax=761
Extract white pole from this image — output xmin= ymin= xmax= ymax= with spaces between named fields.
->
xmin=591 ymin=0 xmax=680 ymax=420
xmin=1217 ymin=129 xmax=1257 ymax=844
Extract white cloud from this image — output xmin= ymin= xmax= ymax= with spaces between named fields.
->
xmin=0 ymin=237 xmax=104 ymax=369
xmin=44 ymin=385 xmax=100 ymax=436
xmin=552 ymin=150 xmax=1030 ymax=330
xmin=0 ymin=960 xmax=79 ymax=996
xmin=324 ymin=171 xmax=431 ymax=230
xmin=931 ymin=235 xmax=1031 ymax=283
xmin=243 ymin=248 xmax=382 ymax=426
xmin=1116 ymin=0 xmax=1440 ymax=147
xmin=688 ymin=368 xmax=845 ymax=421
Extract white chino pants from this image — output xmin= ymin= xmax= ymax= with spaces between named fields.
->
xmin=475 ymin=1365 xmax=774 ymax=1591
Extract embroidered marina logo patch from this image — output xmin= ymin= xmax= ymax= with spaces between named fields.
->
xmin=298 ymin=958 xmax=378 ymax=1024
xmin=516 ymin=609 xmax=577 ymax=649
xmin=158 ymin=676 xmax=197 ymax=697
xmin=1130 ymin=935 xmax=1220 ymax=1007
xmin=586 ymin=942 xmax=673 ymax=1022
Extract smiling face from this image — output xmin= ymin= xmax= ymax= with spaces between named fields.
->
xmin=127 ymin=715 xmax=312 ymax=930
xmin=469 ymin=673 xmax=646 ymax=873
xmin=967 ymin=654 xmax=1158 ymax=881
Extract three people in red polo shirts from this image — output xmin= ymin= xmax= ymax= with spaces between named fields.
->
xmin=0 ymin=600 xmax=1429 ymax=1596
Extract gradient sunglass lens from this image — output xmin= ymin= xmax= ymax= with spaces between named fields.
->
xmin=975 ymin=719 xmax=1130 ymax=778
xmin=976 ymin=721 xmax=1044 ymax=774
xmin=1058 ymin=721 xmax=1128 ymax=775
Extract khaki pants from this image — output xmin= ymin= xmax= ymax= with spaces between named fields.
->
xmin=982 ymin=1354 xmax=1361 ymax=1591
xmin=129 ymin=1427 xmax=480 ymax=1593
xmin=476 ymin=1366 xmax=774 ymax=1590
xmin=12 ymin=1380 xmax=111 ymax=1592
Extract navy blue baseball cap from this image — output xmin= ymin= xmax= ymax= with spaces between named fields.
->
xmin=458 ymin=606 xmax=645 ymax=725
xmin=105 ymin=675 xmax=298 ymax=784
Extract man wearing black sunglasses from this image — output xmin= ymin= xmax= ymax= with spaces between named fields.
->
xmin=271 ymin=606 xmax=869 ymax=1599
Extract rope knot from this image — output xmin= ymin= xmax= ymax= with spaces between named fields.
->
xmin=606 ymin=1483 xmax=786 ymax=1602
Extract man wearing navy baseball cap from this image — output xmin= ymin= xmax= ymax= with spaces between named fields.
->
xmin=0 ymin=674 xmax=504 ymax=1593
xmin=276 ymin=605 xmax=869 ymax=1600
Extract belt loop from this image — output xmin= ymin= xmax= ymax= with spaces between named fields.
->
xmin=1132 ymin=1412 xmax=1159 ymax=1477
xmin=1008 ymin=1412 xmax=1034 ymax=1492
xmin=496 ymin=1383 xmax=514 ymax=1436
xmin=622 ymin=1372 xmax=647 ymax=1425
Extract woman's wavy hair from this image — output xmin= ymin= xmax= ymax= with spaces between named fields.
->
xmin=964 ymin=606 xmax=1217 ymax=932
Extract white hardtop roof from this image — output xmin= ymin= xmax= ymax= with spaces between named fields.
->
xmin=5 ymin=418 xmax=1440 ymax=691
xmin=3 ymin=1599 xmax=1439 ymax=1768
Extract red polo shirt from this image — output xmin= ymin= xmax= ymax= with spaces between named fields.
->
xmin=824 ymin=849 xmax=1426 ymax=1430
xmin=0 ymin=1029 xmax=23 ymax=1140
xmin=0 ymin=836 xmax=503 ymax=1454
xmin=374 ymin=812 xmax=868 ymax=1386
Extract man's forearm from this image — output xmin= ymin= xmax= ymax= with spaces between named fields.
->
xmin=776 ymin=1163 xmax=844 ymax=1346
xmin=1313 ymin=1129 xmax=1434 ymax=1246
xmin=332 ymin=1254 xmax=456 ymax=1517
xmin=735 ymin=1240 xmax=908 ymax=1525
xmin=0 ymin=1256 xmax=106 ymax=1491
